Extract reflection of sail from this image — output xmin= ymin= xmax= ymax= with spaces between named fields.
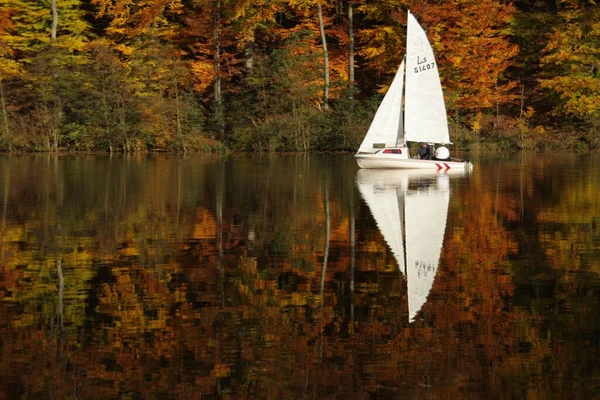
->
xmin=357 ymin=169 xmax=460 ymax=323
xmin=356 ymin=170 xmax=408 ymax=275
xmin=405 ymin=174 xmax=449 ymax=322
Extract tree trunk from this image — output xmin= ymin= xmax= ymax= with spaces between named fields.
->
xmin=245 ymin=39 xmax=254 ymax=78
xmin=50 ymin=0 xmax=60 ymax=151
xmin=320 ymin=184 xmax=330 ymax=296
xmin=213 ymin=0 xmax=224 ymax=139
xmin=118 ymin=97 xmax=128 ymax=151
xmin=519 ymin=83 xmax=525 ymax=149
xmin=40 ymin=102 xmax=52 ymax=151
xmin=495 ymin=77 xmax=500 ymax=125
xmin=348 ymin=2 xmax=354 ymax=86
xmin=349 ymin=198 xmax=355 ymax=332
xmin=2 ymin=166 xmax=9 ymax=231
xmin=174 ymin=82 xmax=186 ymax=153
xmin=0 ymin=77 xmax=11 ymax=149
xmin=52 ymin=126 xmax=58 ymax=151
xmin=102 ymin=82 xmax=111 ymax=144
xmin=51 ymin=0 xmax=58 ymax=40
xmin=53 ymin=102 xmax=61 ymax=151
xmin=56 ymin=258 xmax=64 ymax=332
xmin=317 ymin=3 xmax=330 ymax=110
xmin=519 ymin=82 xmax=525 ymax=119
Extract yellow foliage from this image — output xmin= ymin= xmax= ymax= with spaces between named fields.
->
xmin=192 ymin=208 xmax=217 ymax=239
xmin=118 ymin=245 xmax=140 ymax=257
xmin=0 ymin=58 xmax=22 ymax=77
xmin=1 ymin=225 xmax=25 ymax=242
xmin=190 ymin=59 xmax=214 ymax=93
xmin=471 ymin=112 xmax=482 ymax=132
xmin=114 ymin=43 xmax=135 ymax=56
xmin=290 ymin=292 xmax=308 ymax=306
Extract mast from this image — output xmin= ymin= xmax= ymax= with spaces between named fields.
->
xmin=397 ymin=184 xmax=408 ymax=277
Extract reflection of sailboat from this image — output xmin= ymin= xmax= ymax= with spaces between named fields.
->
xmin=356 ymin=169 xmax=460 ymax=322
xmin=354 ymin=11 xmax=472 ymax=171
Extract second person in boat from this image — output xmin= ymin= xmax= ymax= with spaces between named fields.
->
xmin=417 ymin=143 xmax=431 ymax=160
xmin=432 ymin=144 xmax=450 ymax=161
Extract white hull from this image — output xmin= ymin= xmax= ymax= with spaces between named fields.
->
xmin=355 ymin=153 xmax=473 ymax=172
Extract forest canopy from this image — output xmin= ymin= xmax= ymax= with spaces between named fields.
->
xmin=0 ymin=0 xmax=598 ymax=152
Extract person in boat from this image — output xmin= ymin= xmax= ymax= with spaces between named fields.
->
xmin=432 ymin=144 xmax=450 ymax=161
xmin=417 ymin=143 xmax=431 ymax=160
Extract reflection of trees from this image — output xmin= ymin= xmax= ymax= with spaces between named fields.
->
xmin=0 ymin=154 xmax=599 ymax=398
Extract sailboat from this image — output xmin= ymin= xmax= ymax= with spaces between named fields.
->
xmin=356 ymin=168 xmax=460 ymax=322
xmin=355 ymin=11 xmax=473 ymax=171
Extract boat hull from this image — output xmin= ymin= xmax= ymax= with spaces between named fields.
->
xmin=355 ymin=153 xmax=472 ymax=171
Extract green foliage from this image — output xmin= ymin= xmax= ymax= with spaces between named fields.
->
xmin=329 ymin=88 xmax=379 ymax=151
xmin=538 ymin=4 xmax=600 ymax=121
xmin=228 ymin=32 xmax=325 ymax=152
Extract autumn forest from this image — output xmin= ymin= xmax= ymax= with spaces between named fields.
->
xmin=0 ymin=0 xmax=599 ymax=153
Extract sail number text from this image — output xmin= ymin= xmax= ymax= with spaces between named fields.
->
xmin=414 ymin=260 xmax=437 ymax=278
xmin=415 ymin=55 xmax=435 ymax=74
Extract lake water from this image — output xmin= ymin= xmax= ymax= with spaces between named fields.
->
xmin=0 ymin=153 xmax=598 ymax=399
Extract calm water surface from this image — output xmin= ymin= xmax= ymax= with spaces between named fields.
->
xmin=0 ymin=153 xmax=598 ymax=399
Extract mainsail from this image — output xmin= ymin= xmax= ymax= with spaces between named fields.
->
xmin=404 ymin=11 xmax=450 ymax=145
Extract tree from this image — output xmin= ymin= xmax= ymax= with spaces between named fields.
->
xmin=92 ymin=0 xmax=184 ymax=38
xmin=226 ymin=0 xmax=283 ymax=79
xmin=82 ymin=40 xmax=143 ymax=151
xmin=182 ymin=0 xmax=236 ymax=140
xmin=286 ymin=0 xmax=349 ymax=108
xmin=348 ymin=1 xmax=354 ymax=86
xmin=538 ymin=1 xmax=600 ymax=136
xmin=0 ymin=6 xmax=21 ymax=147
xmin=507 ymin=2 xmax=557 ymax=118
xmin=316 ymin=1 xmax=330 ymax=108
xmin=356 ymin=0 xmax=408 ymax=83
xmin=422 ymin=0 xmax=519 ymax=118
xmin=129 ymin=34 xmax=201 ymax=151
xmin=1 ymin=0 xmax=92 ymax=150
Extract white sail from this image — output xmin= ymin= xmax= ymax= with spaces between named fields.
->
xmin=404 ymin=11 xmax=450 ymax=145
xmin=356 ymin=169 xmax=407 ymax=275
xmin=357 ymin=170 xmax=453 ymax=323
xmin=404 ymin=175 xmax=450 ymax=322
xmin=357 ymin=60 xmax=405 ymax=154
xmin=354 ymin=11 xmax=473 ymax=170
